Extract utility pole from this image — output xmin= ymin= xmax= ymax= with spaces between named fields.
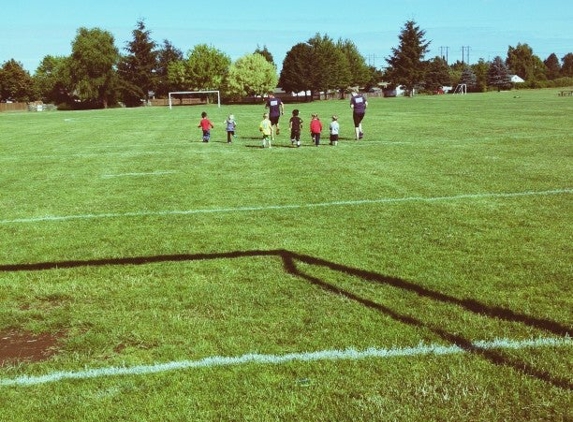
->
xmin=462 ymin=46 xmax=471 ymax=64
xmin=440 ymin=46 xmax=449 ymax=64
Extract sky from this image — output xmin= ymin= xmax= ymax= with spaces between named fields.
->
xmin=1 ymin=0 xmax=572 ymax=73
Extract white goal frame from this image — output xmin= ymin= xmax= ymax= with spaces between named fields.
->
xmin=168 ymin=91 xmax=221 ymax=109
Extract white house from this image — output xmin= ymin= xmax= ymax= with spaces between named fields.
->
xmin=510 ymin=75 xmax=525 ymax=83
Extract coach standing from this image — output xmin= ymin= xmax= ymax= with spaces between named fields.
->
xmin=350 ymin=90 xmax=368 ymax=140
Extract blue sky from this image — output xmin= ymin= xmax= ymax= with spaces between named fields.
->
xmin=2 ymin=0 xmax=572 ymax=73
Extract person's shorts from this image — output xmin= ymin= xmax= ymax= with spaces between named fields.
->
xmin=270 ymin=115 xmax=280 ymax=125
xmin=353 ymin=112 xmax=365 ymax=127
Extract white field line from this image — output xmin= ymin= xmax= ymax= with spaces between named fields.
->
xmin=101 ymin=171 xmax=177 ymax=178
xmin=1 ymin=336 xmax=571 ymax=387
xmin=1 ymin=188 xmax=571 ymax=225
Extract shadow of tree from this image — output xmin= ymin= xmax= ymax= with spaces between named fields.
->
xmin=2 ymin=248 xmax=571 ymax=390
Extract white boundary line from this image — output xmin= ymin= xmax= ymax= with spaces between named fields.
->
xmin=1 ymin=189 xmax=571 ymax=225
xmin=101 ymin=171 xmax=177 ymax=178
xmin=1 ymin=336 xmax=571 ymax=387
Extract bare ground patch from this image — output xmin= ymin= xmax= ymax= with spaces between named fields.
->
xmin=0 ymin=330 xmax=61 ymax=366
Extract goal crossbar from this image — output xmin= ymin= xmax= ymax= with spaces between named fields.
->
xmin=168 ymin=91 xmax=221 ymax=109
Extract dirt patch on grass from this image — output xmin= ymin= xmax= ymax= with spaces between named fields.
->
xmin=0 ymin=330 xmax=61 ymax=366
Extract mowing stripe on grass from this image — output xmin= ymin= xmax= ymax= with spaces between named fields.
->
xmin=0 ymin=336 xmax=571 ymax=387
xmin=1 ymin=188 xmax=571 ymax=224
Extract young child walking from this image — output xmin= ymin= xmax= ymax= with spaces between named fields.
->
xmin=198 ymin=111 xmax=214 ymax=142
xmin=289 ymin=109 xmax=303 ymax=147
xmin=224 ymin=114 xmax=236 ymax=143
xmin=310 ymin=114 xmax=323 ymax=146
xmin=259 ymin=113 xmax=272 ymax=148
xmin=329 ymin=115 xmax=339 ymax=146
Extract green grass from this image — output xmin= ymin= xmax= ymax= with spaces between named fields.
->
xmin=1 ymin=89 xmax=572 ymax=421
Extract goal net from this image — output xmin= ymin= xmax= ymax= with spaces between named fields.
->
xmin=168 ymin=91 xmax=221 ymax=109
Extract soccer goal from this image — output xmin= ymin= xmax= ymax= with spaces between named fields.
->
xmin=168 ymin=91 xmax=221 ymax=109
xmin=453 ymin=84 xmax=467 ymax=95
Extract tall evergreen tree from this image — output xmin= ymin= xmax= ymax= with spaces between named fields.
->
xmin=385 ymin=20 xmax=430 ymax=96
xmin=488 ymin=56 xmax=511 ymax=91
xmin=544 ymin=53 xmax=561 ymax=80
xmin=561 ymin=53 xmax=573 ymax=77
xmin=117 ymin=20 xmax=158 ymax=106
xmin=155 ymin=40 xmax=183 ymax=97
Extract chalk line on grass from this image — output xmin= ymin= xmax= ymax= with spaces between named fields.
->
xmin=102 ymin=171 xmax=177 ymax=178
xmin=1 ymin=188 xmax=571 ymax=225
xmin=0 ymin=336 xmax=571 ymax=387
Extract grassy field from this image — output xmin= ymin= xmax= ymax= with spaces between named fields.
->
xmin=0 ymin=89 xmax=572 ymax=421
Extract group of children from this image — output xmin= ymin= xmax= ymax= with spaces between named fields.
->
xmin=197 ymin=110 xmax=341 ymax=148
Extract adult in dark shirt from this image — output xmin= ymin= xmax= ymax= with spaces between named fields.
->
xmin=265 ymin=92 xmax=285 ymax=140
xmin=350 ymin=91 xmax=368 ymax=140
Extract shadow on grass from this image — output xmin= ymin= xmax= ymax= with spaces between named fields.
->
xmin=2 ymin=249 xmax=571 ymax=390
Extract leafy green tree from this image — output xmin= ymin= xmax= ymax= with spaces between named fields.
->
xmin=544 ymin=53 xmax=561 ymax=80
xmin=425 ymin=56 xmax=451 ymax=92
xmin=337 ymin=39 xmax=370 ymax=88
xmin=185 ymin=44 xmax=231 ymax=90
xmin=488 ymin=56 xmax=511 ymax=91
xmin=224 ymin=53 xmax=278 ymax=100
xmin=561 ymin=53 xmax=573 ymax=77
xmin=69 ymin=27 xmax=119 ymax=108
xmin=0 ymin=59 xmax=35 ymax=102
xmin=34 ymin=55 xmax=73 ymax=104
xmin=471 ymin=58 xmax=490 ymax=92
xmin=306 ymin=33 xmax=351 ymax=99
xmin=279 ymin=42 xmax=312 ymax=99
xmin=506 ymin=43 xmax=546 ymax=82
xmin=167 ymin=60 xmax=188 ymax=91
xmin=156 ymin=39 xmax=183 ymax=97
xmin=117 ymin=19 xmax=158 ymax=106
xmin=385 ymin=20 xmax=430 ymax=96
xmin=254 ymin=45 xmax=274 ymax=66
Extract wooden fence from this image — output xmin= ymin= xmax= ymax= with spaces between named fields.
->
xmin=0 ymin=103 xmax=28 ymax=112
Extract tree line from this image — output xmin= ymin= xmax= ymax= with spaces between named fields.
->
xmin=1 ymin=20 xmax=572 ymax=107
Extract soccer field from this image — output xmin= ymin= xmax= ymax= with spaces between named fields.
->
xmin=1 ymin=90 xmax=572 ymax=421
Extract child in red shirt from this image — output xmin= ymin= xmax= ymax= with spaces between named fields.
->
xmin=198 ymin=111 xmax=214 ymax=142
xmin=310 ymin=114 xmax=323 ymax=146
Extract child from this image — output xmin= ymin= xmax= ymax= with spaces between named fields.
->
xmin=329 ymin=115 xmax=339 ymax=146
xmin=259 ymin=113 xmax=272 ymax=148
xmin=224 ymin=114 xmax=236 ymax=143
xmin=309 ymin=114 xmax=323 ymax=146
xmin=198 ymin=111 xmax=214 ymax=142
xmin=289 ymin=109 xmax=303 ymax=147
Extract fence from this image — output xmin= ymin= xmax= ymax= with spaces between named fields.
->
xmin=0 ymin=103 xmax=27 ymax=112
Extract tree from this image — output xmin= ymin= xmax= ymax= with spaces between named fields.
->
xmin=488 ymin=56 xmax=511 ymax=91
xmin=544 ymin=53 xmax=561 ymax=80
xmin=306 ymin=33 xmax=351 ymax=99
xmin=425 ymin=56 xmax=451 ymax=92
xmin=506 ymin=43 xmax=546 ymax=82
xmin=254 ymin=45 xmax=274 ymax=66
xmin=561 ymin=53 xmax=573 ymax=77
xmin=117 ymin=19 xmax=158 ymax=106
xmin=69 ymin=27 xmax=119 ymax=108
xmin=0 ymin=59 xmax=35 ymax=102
xmin=185 ymin=44 xmax=231 ymax=90
xmin=337 ymin=39 xmax=370 ymax=89
xmin=156 ymin=40 xmax=183 ymax=97
xmin=385 ymin=20 xmax=430 ymax=96
xmin=471 ymin=59 xmax=490 ymax=92
xmin=224 ymin=53 xmax=278 ymax=100
xmin=459 ymin=66 xmax=477 ymax=91
xmin=34 ymin=55 xmax=73 ymax=104
xmin=279 ymin=42 xmax=313 ymax=99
